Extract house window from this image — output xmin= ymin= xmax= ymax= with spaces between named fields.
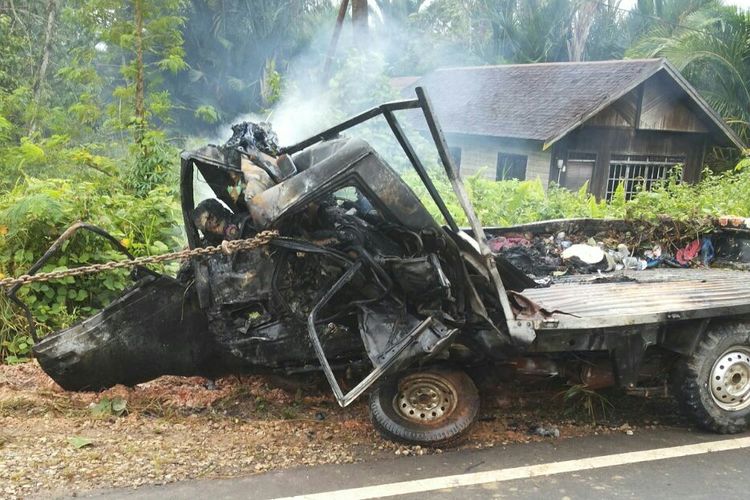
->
xmin=606 ymin=154 xmax=684 ymax=200
xmin=448 ymin=146 xmax=462 ymax=169
xmin=564 ymin=152 xmax=597 ymax=191
xmin=496 ymin=152 xmax=527 ymax=181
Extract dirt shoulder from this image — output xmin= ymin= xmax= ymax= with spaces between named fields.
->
xmin=1 ymin=363 xmax=686 ymax=499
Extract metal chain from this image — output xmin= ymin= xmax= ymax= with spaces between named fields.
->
xmin=0 ymin=230 xmax=278 ymax=289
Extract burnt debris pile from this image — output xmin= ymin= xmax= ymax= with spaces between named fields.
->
xmin=487 ymin=217 xmax=750 ymax=280
xmin=220 ymin=121 xmax=279 ymax=161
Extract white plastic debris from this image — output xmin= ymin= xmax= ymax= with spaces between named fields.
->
xmin=561 ymin=244 xmax=605 ymax=264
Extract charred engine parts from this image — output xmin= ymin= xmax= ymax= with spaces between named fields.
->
xmin=184 ymin=128 xmax=487 ymax=407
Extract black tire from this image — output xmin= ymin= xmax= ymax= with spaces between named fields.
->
xmin=672 ymin=322 xmax=750 ymax=434
xmin=369 ymin=369 xmax=479 ymax=447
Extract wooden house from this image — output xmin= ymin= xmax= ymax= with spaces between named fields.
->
xmin=406 ymin=59 xmax=744 ymax=199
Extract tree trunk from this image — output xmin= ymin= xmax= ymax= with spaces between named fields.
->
xmin=351 ymin=0 xmax=368 ymax=49
xmin=28 ymin=0 xmax=58 ymax=135
xmin=322 ymin=0 xmax=350 ymax=84
xmin=568 ymin=0 xmax=598 ymax=62
xmin=134 ymin=0 xmax=146 ymax=149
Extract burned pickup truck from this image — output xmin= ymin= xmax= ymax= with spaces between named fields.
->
xmin=19 ymin=88 xmax=750 ymax=446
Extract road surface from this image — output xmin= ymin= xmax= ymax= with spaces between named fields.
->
xmin=86 ymin=427 xmax=750 ymax=499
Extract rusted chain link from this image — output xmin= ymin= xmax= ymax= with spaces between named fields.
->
xmin=0 ymin=230 xmax=278 ymax=289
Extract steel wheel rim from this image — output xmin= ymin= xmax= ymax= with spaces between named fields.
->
xmin=393 ymin=374 xmax=458 ymax=423
xmin=709 ymin=347 xmax=750 ymax=412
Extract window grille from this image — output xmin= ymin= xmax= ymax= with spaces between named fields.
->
xmin=606 ymin=154 xmax=684 ymax=200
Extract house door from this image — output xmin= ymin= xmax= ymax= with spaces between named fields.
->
xmin=563 ymin=152 xmax=597 ymax=191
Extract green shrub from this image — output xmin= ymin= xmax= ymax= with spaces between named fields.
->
xmin=405 ymin=162 xmax=750 ymax=230
xmin=0 ymin=178 xmax=182 ymax=362
xmin=125 ymin=130 xmax=179 ymax=197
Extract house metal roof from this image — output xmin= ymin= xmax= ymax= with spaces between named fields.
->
xmin=407 ymin=59 xmax=745 ymax=151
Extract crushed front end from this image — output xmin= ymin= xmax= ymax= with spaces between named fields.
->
xmin=32 ymin=88 xmax=534 ymax=404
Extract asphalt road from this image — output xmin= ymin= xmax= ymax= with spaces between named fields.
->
xmin=87 ymin=428 xmax=750 ymax=500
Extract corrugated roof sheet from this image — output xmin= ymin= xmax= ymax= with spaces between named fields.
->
xmin=410 ymin=59 xmax=665 ymax=142
xmin=519 ymin=268 xmax=750 ymax=328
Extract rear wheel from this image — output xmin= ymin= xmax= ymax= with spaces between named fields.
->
xmin=672 ymin=323 xmax=750 ymax=434
xmin=369 ymin=369 xmax=479 ymax=447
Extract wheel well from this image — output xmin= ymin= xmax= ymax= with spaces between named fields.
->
xmin=661 ymin=317 xmax=750 ymax=357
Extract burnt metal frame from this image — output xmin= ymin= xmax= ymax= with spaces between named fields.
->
xmin=280 ymin=94 xmax=459 ymax=232
xmin=281 ymin=87 xmax=536 ymax=345
xmin=177 ymin=87 xmax=537 ymax=396
xmin=306 ymin=259 xmax=436 ymax=407
xmin=272 ymin=236 xmax=420 ymax=407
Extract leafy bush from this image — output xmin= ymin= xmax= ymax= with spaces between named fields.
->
xmin=125 ymin=130 xmax=180 ymax=197
xmin=0 ymin=178 xmax=182 ymax=363
xmin=405 ymin=161 xmax=750 ymax=230
xmin=403 ymin=169 xmax=606 ymax=227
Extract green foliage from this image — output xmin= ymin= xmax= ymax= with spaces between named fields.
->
xmin=405 ymin=161 xmax=750 ymax=229
xmin=124 ymin=130 xmax=180 ymax=197
xmin=194 ymin=105 xmax=220 ymax=124
xmin=0 ymin=178 xmax=182 ymax=362
xmin=1 ymin=332 xmax=34 ymax=365
xmin=404 ymin=170 xmax=604 ymax=227
xmin=628 ymin=3 xmax=750 ymax=144
xmin=68 ymin=436 xmax=94 ymax=449
xmin=558 ymin=384 xmax=614 ymax=424
xmin=0 ymin=14 xmax=30 ymax=91
xmin=407 ymin=0 xmax=634 ymax=66
xmin=90 ymin=397 xmax=128 ymax=417
xmin=328 ymin=51 xmax=397 ymax=116
xmin=170 ymin=0 xmax=332 ymax=133
xmin=261 ymin=58 xmax=283 ymax=109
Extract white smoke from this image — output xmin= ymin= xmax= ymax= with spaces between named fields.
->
xmin=213 ymin=8 xmax=407 ymax=148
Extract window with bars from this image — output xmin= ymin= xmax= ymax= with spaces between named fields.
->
xmin=606 ymin=154 xmax=684 ymax=200
xmin=496 ymin=152 xmax=527 ymax=181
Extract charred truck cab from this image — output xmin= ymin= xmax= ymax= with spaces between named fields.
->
xmin=28 ymin=88 xmax=750 ymax=446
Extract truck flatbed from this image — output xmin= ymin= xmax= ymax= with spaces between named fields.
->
xmin=520 ymin=269 xmax=750 ymax=330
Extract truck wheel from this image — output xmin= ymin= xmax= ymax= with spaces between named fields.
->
xmin=673 ymin=323 xmax=750 ymax=434
xmin=369 ymin=369 xmax=479 ymax=447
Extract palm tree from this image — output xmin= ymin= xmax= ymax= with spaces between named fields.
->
xmin=628 ymin=4 xmax=750 ymax=143
xmin=168 ymin=0 xmax=332 ymax=133
xmin=476 ymin=0 xmax=572 ymax=63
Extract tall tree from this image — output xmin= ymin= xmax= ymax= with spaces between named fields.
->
xmin=568 ymin=0 xmax=598 ymax=61
xmin=352 ymin=0 xmax=369 ymax=48
xmin=168 ymin=0 xmax=331 ymax=133
xmin=72 ymin=0 xmax=187 ymax=138
xmin=133 ymin=0 xmax=145 ymax=148
xmin=28 ymin=0 xmax=58 ymax=134
xmin=626 ymin=0 xmax=719 ymax=42
xmin=472 ymin=0 xmax=572 ymax=63
xmin=629 ymin=4 xmax=750 ymax=143
xmin=586 ymin=0 xmax=629 ymax=61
